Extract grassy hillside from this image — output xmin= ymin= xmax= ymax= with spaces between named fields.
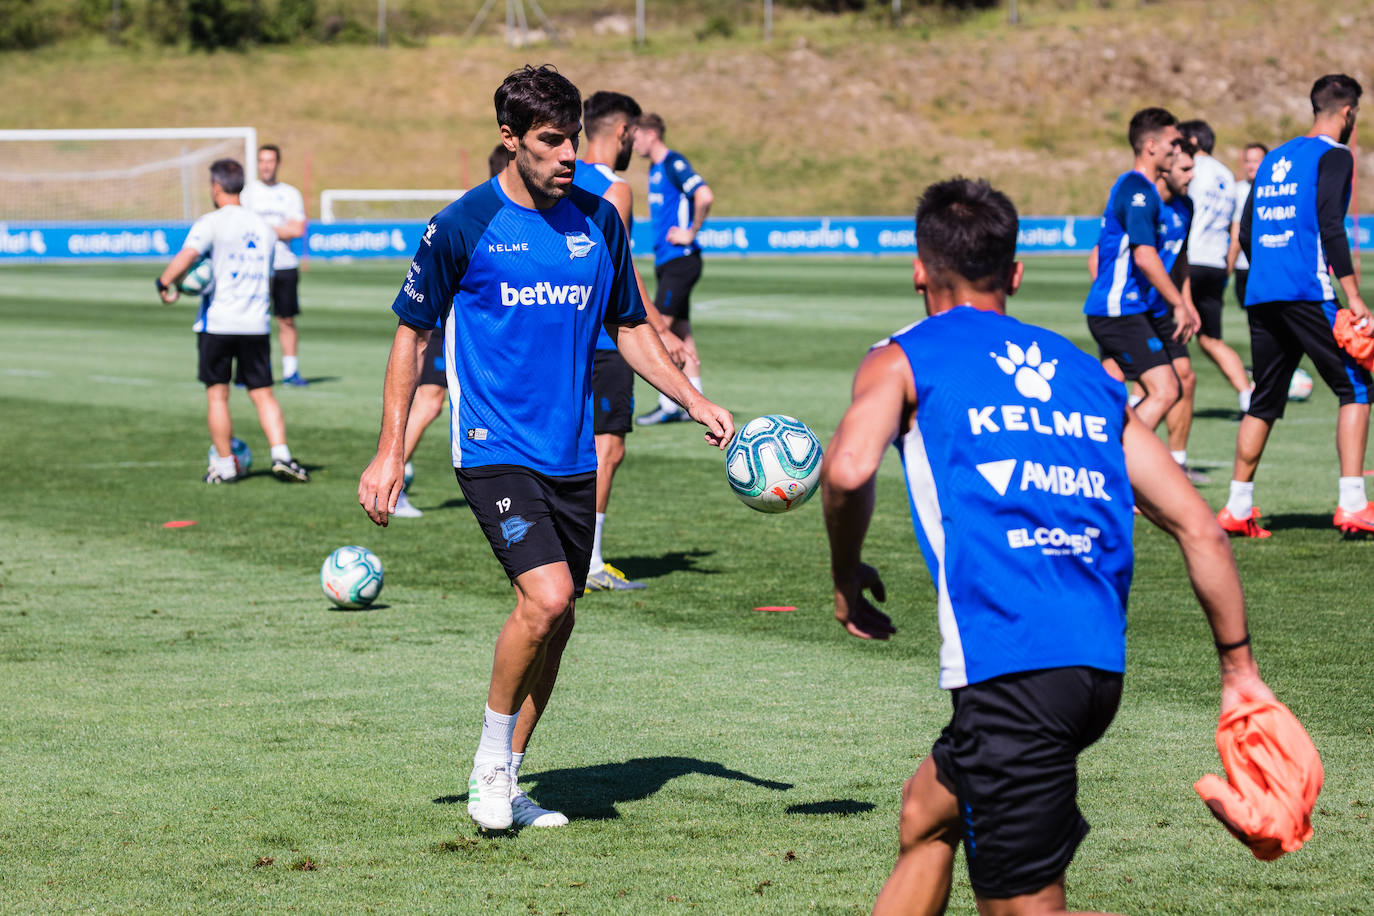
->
xmin=2 ymin=0 xmax=1373 ymax=217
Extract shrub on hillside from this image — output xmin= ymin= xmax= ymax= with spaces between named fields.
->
xmin=0 ymin=0 xmax=59 ymax=48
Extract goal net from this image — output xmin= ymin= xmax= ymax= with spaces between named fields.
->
xmin=0 ymin=128 xmax=257 ymax=223
xmin=320 ymin=189 xmax=465 ymax=223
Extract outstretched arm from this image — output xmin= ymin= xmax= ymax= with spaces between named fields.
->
xmin=358 ymin=321 xmax=429 ymax=526
xmin=821 ymin=345 xmax=911 ymax=640
xmin=1124 ymin=408 xmax=1273 ymax=713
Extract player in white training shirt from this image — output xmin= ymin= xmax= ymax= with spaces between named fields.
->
xmin=242 ymin=145 xmax=308 ymax=386
xmin=1180 ymin=120 xmax=1253 ymax=412
xmin=1227 ymin=142 xmax=1267 ymax=312
xmin=157 ymin=158 xmax=310 ymax=484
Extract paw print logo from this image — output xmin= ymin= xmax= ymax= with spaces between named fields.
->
xmin=991 ymin=340 xmax=1057 ymax=402
xmin=1270 ymin=156 xmax=1292 ymax=183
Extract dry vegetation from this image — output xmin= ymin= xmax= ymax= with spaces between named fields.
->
xmin=3 ymin=0 xmax=1373 ymax=216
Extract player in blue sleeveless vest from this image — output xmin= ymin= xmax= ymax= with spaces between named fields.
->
xmin=633 ymin=112 xmax=714 ymax=425
xmin=358 ymin=66 xmax=734 ymax=834
xmin=822 ymin=178 xmax=1272 ymax=913
xmin=1224 ymin=73 xmax=1374 ymax=537
xmin=1083 ymin=108 xmax=1200 ymax=434
xmin=571 ymin=90 xmax=691 ymax=591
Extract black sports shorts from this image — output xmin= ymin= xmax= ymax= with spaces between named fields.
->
xmin=198 ymin=332 xmax=273 ymax=389
xmin=930 ymin=666 xmax=1123 ymax=900
xmin=1145 ymin=309 xmax=1189 ymax=362
xmin=1245 ymin=299 xmax=1373 ymax=420
xmin=419 ymin=328 xmax=446 ymax=388
xmin=270 ymin=268 xmax=300 ymax=318
xmin=654 ymin=252 xmax=703 ymax=320
xmin=1189 ymin=265 xmax=1229 ymax=340
xmin=592 ymin=348 xmax=635 ymax=435
xmin=1233 ymin=269 xmax=1249 ymax=309
xmin=456 ymin=464 xmax=596 ymax=597
xmin=1086 ymin=313 xmax=1172 ymax=381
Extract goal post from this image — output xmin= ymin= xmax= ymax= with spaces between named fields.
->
xmin=0 ymin=127 xmax=258 ymax=223
xmin=320 ymin=189 xmax=464 ymax=223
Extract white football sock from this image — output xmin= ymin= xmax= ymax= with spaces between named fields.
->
xmin=1238 ymin=387 xmax=1253 ymax=413
xmin=1170 ymin=450 xmax=1187 ymax=467
xmin=474 ymin=705 xmax=518 ymax=768
xmin=213 ymin=454 xmax=237 ymax=477
xmin=509 ymin=750 xmax=525 ymax=783
xmin=1226 ymin=480 xmax=1254 ymax=518
xmin=1338 ymin=476 xmax=1368 ymax=513
xmin=658 ymin=392 xmax=678 ymax=413
xmin=688 ymin=376 xmax=703 ymax=394
xmin=283 ymin=355 xmax=298 ymax=378
xmin=590 ymin=512 xmax=606 ymax=572
xmin=270 ymin=444 xmax=292 ymax=463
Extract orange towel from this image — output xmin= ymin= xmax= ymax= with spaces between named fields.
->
xmin=1332 ymin=309 xmax=1374 ymax=370
xmin=1194 ymin=699 xmax=1323 ymax=861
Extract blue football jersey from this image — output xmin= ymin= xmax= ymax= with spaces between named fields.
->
xmin=1245 ymin=135 xmax=1349 ymax=305
xmin=391 ymin=177 xmax=646 ymax=475
xmin=1083 ymin=171 xmax=1165 ymax=317
xmin=888 ymin=307 xmax=1134 ymax=689
xmin=1146 ymin=194 xmax=1192 ymax=316
xmin=647 ymin=149 xmax=705 ymax=266
xmin=572 ymin=160 xmax=629 ymax=352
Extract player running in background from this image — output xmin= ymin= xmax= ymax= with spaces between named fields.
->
xmin=1228 ymin=142 xmax=1268 ymax=310
xmin=357 ymin=66 xmax=733 ymax=832
xmin=572 ymin=90 xmax=692 ymax=589
xmin=821 ymin=176 xmax=1272 ymax=915
xmin=156 ymin=158 xmax=310 ymax=484
xmin=241 ymin=145 xmax=308 ymax=386
xmin=1180 ymin=120 xmax=1255 ymax=412
xmin=391 ymin=145 xmax=513 ymax=519
xmin=633 ymin=112 xmax=714 ymax=425
xmin=1083 ymin=108 xmax=1201 ymax=432
xmin=1223 ymin=74 xmax=1374 ymax=537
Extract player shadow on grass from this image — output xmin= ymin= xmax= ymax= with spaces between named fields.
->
xmin=605 ymin=550 xmax=719 ymax=583
xmin=784 ymin=800 xmax=876 ymax=816
xmin=434 ymin=755 xmax=791 ymax=821
xmin=1264 ymin=512 xmax=1361 ymax=533
xmin=1192 ymin=407 xmax=1246 ymax=421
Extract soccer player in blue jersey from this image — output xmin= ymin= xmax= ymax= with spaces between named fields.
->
xmin=357 ymin=66 xmax=734 ymax=832
xmin=632 ymin=112 xmax=714 ymax=425
xmin=572 ymin=90 xmax=691 ymax=589
xmin=1083 ymin=108 xmax=1200 ymax=433
xmin=1224 ymin=74 xmax=1374 ymax=537
xmin=822 ymin=177 xmax=1272 ymax=914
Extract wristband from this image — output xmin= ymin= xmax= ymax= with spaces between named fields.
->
xmin=155 ymin=277 xmax=168 ymax=293
xmin=1215 ymin=633 xmax=1251 ymax=652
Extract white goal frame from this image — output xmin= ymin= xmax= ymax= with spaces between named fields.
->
xmin=320 ymin=189 xmax=464 ymax=223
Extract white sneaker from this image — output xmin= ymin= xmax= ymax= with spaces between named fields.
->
xmin=467 ymin=762 xmax=513 ymax=830
xmin=391 ymin=489 xmax=423 ymax=518
xmin=510 ymin=783 xmax=569 ymax=828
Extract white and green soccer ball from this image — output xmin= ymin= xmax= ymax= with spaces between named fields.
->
xmin=725 ymin=414 xmax=823 ymax=513
xmin=321 ymin=546 xmax=384 ymax=609
xmin=1288 ymin=367 xmax=1314 ymax=401
xmin=179 ymin=257 xmax=214 ymax=295
xmin=208 ymin=437 xmax=252 ymax=474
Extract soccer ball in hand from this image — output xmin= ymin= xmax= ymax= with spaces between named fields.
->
xmin=208 ymin=437 xmax=252 ymax=474
xmin=180 ymin=258 xmax=214 ymax=295
xmin=725 ymin=414 xmax=823 ymax=513
xmin=321 ymin=546 xmax=384 ymax=609
xmin=1288 ymin=367 xmax=1314 ymax=401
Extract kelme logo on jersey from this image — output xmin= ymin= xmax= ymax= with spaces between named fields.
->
xmin=565 ymin=232 xmax=596 ymax=259
xmin=422 ymin=222 xmax=437 ymax=246
xmin=499 ymin=281 xmax=595 ymax=309
xmin=991 ymin=341 xmax=1057 ymax=402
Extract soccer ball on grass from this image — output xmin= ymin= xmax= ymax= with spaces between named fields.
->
xmin=321 ymin=546 xmax=384 ymax=609
xmin=725 ymin=414 xmax=823 ymax=513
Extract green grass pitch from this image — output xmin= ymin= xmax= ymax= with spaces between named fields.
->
xmin=1 ymin=257 xmax=1371 ymax=913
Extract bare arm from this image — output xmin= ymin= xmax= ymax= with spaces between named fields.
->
xmin=1087 ymin=245 xmax=1099 ymax=280
xmin=1226 ymin=221 xmax=1240 ymax=274
xmin=156 ymin=246 xmax=201 ymax=303
xmin=1338 ymin=274 xmax=1372 ymax=325
xmin=609 ymin=319 xmax=732 ymax=446
xmin=1134 ymin=243 xmax=1198 ymax=339
xmin=1123 ymin=408 xmax=1273 ymax=713
xmin=358 ymin=321 xmax=429 ymax=526
xmin=274 ymin=218 xmax=306 ymax=242
xmin=820 ymin=345 xmax=910 ymax=640
xmin=666 ymin=184 xmax=714 ymax=246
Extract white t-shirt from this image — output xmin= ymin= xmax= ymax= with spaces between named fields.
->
xmin=1234 ymin=179 xmax=1252 ymax=270
xmin=1186 ymin=153 xmax=1237 ymax=269
xmin=241 ymin=180 xmax=305 ymax=270
xmin=183 ymin=205 xmax=275 ymax=335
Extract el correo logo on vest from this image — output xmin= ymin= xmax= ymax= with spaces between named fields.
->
xmin=500 ymin=281 xmax=595 ymax=309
